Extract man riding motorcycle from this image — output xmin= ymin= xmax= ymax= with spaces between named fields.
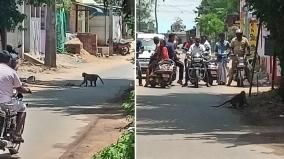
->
xmin=144 ymin=36 xmax=161 ymax=87
xmin=0 ymin=51 xmax=31 ymax=143
xmin=215 ymin=33 xmax=230 ymax=85
xmin=183 ymin=38 xmax=206 ymax=87
xmin=227 ymin=29 xmax=251 ymax=86
xmin=167 ymin=33 xmax=184 ymax=85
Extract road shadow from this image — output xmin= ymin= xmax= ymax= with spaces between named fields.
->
xmin=24 ymin=78 xmax=133 ymax=117
xmin=137 ymin=92 xmax=284 ymax=152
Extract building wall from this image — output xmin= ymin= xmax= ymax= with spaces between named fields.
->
xmin=89 ymin=16 xmax=108 ymax=45
xmin=68 ymin=5 xmax=77 ymax=33
xmin=89 ymin=15 xmax=122 ymax=46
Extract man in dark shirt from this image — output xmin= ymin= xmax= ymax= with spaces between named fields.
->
xmin=167 ymin=33 xmax=184 ymax=85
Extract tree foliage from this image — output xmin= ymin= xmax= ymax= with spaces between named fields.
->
xmin=136 ymin=0 xmax=155 ymax=32
xmin=196 ymin=0 xmax=239 ymax=39
xmin=197 ymin=0 xmax=239 ymax=20
xmin=247 ymin=0 xmax=284 ymax=99
xmin=197 ymin=13 xmax=224 ymax=39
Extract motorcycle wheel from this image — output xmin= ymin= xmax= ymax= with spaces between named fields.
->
xmin=149 ymin=80 xmax=156 ymax=88
xmin=194 ymin=69 xmax=199 ymax=88
xmin=237 ymin=70 xmax=244 ymax=87
xmin=208 ymin=76 xmax=214 ymax=86
xmin=160 ymin=81 xmax=167 ymax=88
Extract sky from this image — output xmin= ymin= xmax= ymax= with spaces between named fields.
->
xmin=152 ymin=0 xmax=202 ymax=33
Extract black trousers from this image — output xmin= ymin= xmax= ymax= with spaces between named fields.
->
xmin=136 ymin=60 xmax=142 ymax=85
xmin=184 ymin=59 xmax=190 ymax=83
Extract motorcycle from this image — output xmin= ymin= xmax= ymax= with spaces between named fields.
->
xmin=216 ymin=50 xmax=230 ymax=85
xmin=203 ymin=51 xmax=218 ymax=86
xmin=112 ymin=39 xmax=131 ymax=56
xmin=0 ymin=90 xmax=27 ymax=155
xmin=186 ymin=52 xmax=210 ymax=88
xmin=149 ymin=60 xmax=176 ymax=88
xmin=231 ymin=54 xmax=252 ymax=87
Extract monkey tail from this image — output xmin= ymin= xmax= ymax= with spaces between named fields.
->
xmin=98 ymin=76 xmax=104 ymax=85
xmin=212 ymin=100 xmax=230 ymax=108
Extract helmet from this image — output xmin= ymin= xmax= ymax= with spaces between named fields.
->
xmin=0 ymin=50 xmax=12 ymax=63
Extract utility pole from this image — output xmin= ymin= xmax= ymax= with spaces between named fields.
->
xmin=155 ymin=0 xmax=158 ymax=33
xmin=45 ymin=1 xmax=56 ymax=67
xmin=109 ymin=3 xmax=113 ymax=56
xmin=249 ymin=21 xmax=262 ymax=97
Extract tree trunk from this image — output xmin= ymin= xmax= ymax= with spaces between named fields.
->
xmin=0 ymin=28 xmax=7 ymax=51
xmin=278 ymin=53 xmax=284 ymax=101
xmin=45 ymin=2 xmax=57 ymax=67
xmin=155 ymin=0 xmax=158 ymax=33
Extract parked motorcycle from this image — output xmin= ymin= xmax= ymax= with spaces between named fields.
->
xmin=187 ymin=52 xmax=210 ymax=88
xmin=112 ymin=39 xmax=131 ymax=56
xmin=0 ymin=90 xmax=27 ymax=155
xmin=216 ymin=50 xmax=230 ymax=85
xmin=149 ymin=60 xmax=176 ymax=88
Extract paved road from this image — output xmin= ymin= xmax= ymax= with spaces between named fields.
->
xmin=0 ymin=57 xmax=133 ymax=159
xmin=136 ymin=82 xmax=284 ymax=159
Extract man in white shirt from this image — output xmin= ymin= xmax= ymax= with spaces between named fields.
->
xmin=183 ymin=38 xmax=206 ymax=87
xmin=0 ymin=51 xmax=31 ymax=142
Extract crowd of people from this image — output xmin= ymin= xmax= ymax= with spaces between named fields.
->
xmin=137 ymin=29 xmax=251 ymax=87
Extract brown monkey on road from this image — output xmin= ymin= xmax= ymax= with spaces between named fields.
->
xmin=80 ymin=72 xmax=104 ymax=87
xmin=212 ymin=91 xmax=248 ymax=108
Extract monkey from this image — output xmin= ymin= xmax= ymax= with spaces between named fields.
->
xmin=80 ymin=72 xmax=104 ymax=87
xmin=212 ymin=91 xmax=249 ymax=109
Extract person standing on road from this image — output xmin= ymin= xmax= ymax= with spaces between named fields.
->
xmin=182 ymin=38 xmax=206 ymax=87
xmin=215 ymin=33 xmax=230 ymax=85
xmin=167 ymin=33 xmax=184 ymax=85
xmin=227 ymin=29 xmax=251 ymax=86
xmin=0 ymin=51 xmax=31 ymax=143
xmin=136 ymin=39 xmax=143 ymax=86
xmin=144 ymin=37 xmax=161 ymax=87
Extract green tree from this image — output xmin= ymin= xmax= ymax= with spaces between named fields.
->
xmin=197 ymin=13 xmax=224 ymax=39
xmin=195 ymin=0 xmax=239 ymax=38
xmin=196 ymin=0 xmax=239 ymax=20
xmin=136 ymin=0 xmax=155 ymax=32
xmin=247 ymin=0 xmax=284 ymax=100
